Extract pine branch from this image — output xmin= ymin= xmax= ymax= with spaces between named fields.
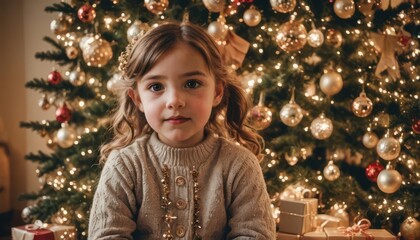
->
xmin=20 ymin=120 xmax=61 ymax=132
xmin=44 ymin=2 xmax=75 ymax=14
xmin=25 ymin=78 xmax=75 ymax=93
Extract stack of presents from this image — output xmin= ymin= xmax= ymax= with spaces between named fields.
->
xmin=275 ymin=198 xmax=397 ymax=240
xmin=11 ymin=220 xmax=76 ymax=240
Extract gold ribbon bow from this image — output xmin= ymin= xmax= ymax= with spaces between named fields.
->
xmin=371 ymin=31 xmax=401 ymax=80
xmin=217 ymin=30 xmax=250 ymax=70
xmin=338 ymin=218 xmax=374 ymax=240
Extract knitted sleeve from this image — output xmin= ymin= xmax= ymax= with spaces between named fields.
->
xmin=88 ymin=151 xmax=138 ymax=240
xmin=227 ymin=154 xmax=276 ymax=240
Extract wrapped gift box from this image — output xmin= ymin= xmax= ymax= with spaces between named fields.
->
xmin=278 ymin=198 xmax=318 ymax=235
xmin=323 ymin=227 xmax=396 ymax=240
xmin=315 ymin=214 xmax=341 ymax=228
xmin=277 ymin=232 xmax=302 ymax=240
xmin=12 ymin=222 xmax=76 ymax=240
xmin=302 ymin=229 xmax=326 ymax=240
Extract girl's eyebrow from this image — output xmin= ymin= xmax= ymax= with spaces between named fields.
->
xmin=142 ymin=71 xmax=208 ymax=81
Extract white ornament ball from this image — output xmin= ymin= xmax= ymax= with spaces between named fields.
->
xmin=56 ymin=123 xmax=76 ymax=148
xmin=280 ymin=102 xmax=303 ymax=127
xmin=243 ymin=7 xmax=262 ymax=27
xmin=127 ymin=20 xmax=149 ymax=43
xmin=323 ymin=161 xmax=340 ymax=181
xmin=208 ymin=21 xmax=228 ymax=42
xmin=362 ymin=131 xmax=378 ymax=149
xmin=333 ymin=0 xmax=356 ymax=19
xmin=320 ymin=71 xmax=343 ymax=96
xmin=68 ymin=68 xmax=86 ymax=86
xmin=307 ymin=29 xmax=324 ymax=47
xmin=377 ymin=168 xmax=402 ymax=193
xmin=50 ymin=17 xmax=69 ymax=35
xmin=376 ymin=136 xmax=401 ymax=161
xmin=21 ymin=206 xmax=35 ymax=223
xmin=310 ymin=114 xmax=333 ymax=140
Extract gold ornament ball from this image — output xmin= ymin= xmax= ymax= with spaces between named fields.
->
xmin=270 ymin=0 xmax=297 ymax=13
xmin=276 ymin=21 xmax=307 ymax=52
xmin=127 ymin=20 xmax=149 ymax=43
xmin=280 ymin=102 xmax=303 ymax=127
xmin=362 ymin=131 xmax=378 ymax=149
xmin=66 ymin=46 xmax=79 ymax=59
xmin=376 ymin=136 xmax=401 ymax=161
xmin=243 ymin=7 xmax=262 ymax=27
xmin=310 ymin=114 xmax=333 ymax=140
xmin=320 ymin=71 xmax=343 ymax=96
xmin=203 ymin=0 xmax=225 ymax=12
xmin=68 ymin=68 xmax=86 ymax=86
xmin=357 ymin=0 xmax=377 ymax=17
xmin=81 ymin=36 xmax=113 ymax=67
xmin=325 ymin=29 xmax=343 ymax=48
xmin=323 ymin=162 xmax=341 ymax=181
xmin=377 ymin=169 xmax=402 ymax=193
xmin=248 ymin=105 xmax=273 ymax=130
xmin=307 ymin=29 xmax=324 ymax=47
xmin=352 ymin=92 xmax=373 ymax=117
xmin=207 ymin=21 xmax=228 ymax=42
xmin=333 ymin=0 xmax=356 ymax=19
xmin=144 ymin=0 xmax=168 ymax=14
xmin=400 ymin=217 xmax=420 ymax=240
xmin=56 ymin=123 xmax=76 ymax=148
xmin=50 ymin=17 xmax=69 ymax=35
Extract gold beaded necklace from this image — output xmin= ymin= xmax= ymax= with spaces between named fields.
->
xmin=161 ymin=164 xmax=202 ymax=239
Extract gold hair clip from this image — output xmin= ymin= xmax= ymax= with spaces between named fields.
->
xmin=118 ymin=37 xmax=139 ymax=77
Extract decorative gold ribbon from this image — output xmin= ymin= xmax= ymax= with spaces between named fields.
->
xmin=338 ymin=218 xmax=374 ymax=240
xmin=370 ymin=32 xmax=401 ymax=80
xmin=217 ymin=30 xmax=250 ymax=70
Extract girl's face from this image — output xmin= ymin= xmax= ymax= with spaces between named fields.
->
xmin=129 ymin=42 xmax=223 ymax=148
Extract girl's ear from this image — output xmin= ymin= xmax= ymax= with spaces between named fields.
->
xmin=213 ymin=81 xmax=224 ymax=107
xmin=128 ymin=88 xmax=144 ymax=112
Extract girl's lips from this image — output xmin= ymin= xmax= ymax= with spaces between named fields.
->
xmin=165 ymin=116 xmax=190 ymax=124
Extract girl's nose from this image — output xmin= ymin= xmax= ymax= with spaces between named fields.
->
xmin=166 ymin=90 xmax=185 ymax=109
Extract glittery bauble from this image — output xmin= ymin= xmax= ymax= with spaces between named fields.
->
xmin=127 ymin=20 xmax=149 ymax=43
xmin=362 ymin=131 xmax=378 ymax=148
xmin=66 ymin=46 xmax=79 ymax=59
xmin=307 ymin=29 xmax=324 ymax=47
xmin=320 ymin=71 xmax=343 ymax=96
xmin=377 ymin=168 xmax=402 ymax=193
xmin=48 ymin=70 xmax=62 ymax=85
xmin=56 ymin=123 xmax=76 ymax=148
xmin=270 ymin=0 xmax=297 ymax=13
xmin=144 ymin=0 xmax=168 ymax=14
xmin=77 ymin=4 xmax=96 ymax=23
xmin=280 ymin=102 xmax=303 ymax=127
xmin=68 ymin=68 xmax=86 ymax=86
xmin=80 ymin=35 xmax=113 ymax=67
xmin=323 ymin=161 xmax=340 ymax=181
xmin=276 ymin=21 xmax=307 ymax=52
xmin=203 ymin=0 xmax=226 ymax=12
xmin=352 ymin=92 xmax=373 ymax=117
xmin=400 ymin=217 xmax=420 ymax=240
xmin=365 ymin=161 xmax=384 ymax=182
xmin=38 ymin=95 xmax=50 ymax=110
xmin=376 ymin=136 xmax=401 ymax=161
xmin=248 ymin=105 xmax=273 ymax=130
xmin=310 ymin=114 xmax=333 ymax=140
xmin=21 ymin=205 xmax=35 ymax=223
xmin=333 ymin=0 xmax=356 ymax=19
xmin=325 ymin=29 xmax=343 ymax=48
xmin=412 ymin=117 xmax=420 ymax=134
xmin=357 ymin=0 xmax=376 ymax=17
xmin=56 ymin=104 xmax=72 ymax=123
xmin=208 ymin=21 xmax=228 ymax=42
xmin=50 ymin=17 xmax=69 ymax=35
xmin=243 ymin=7 xmax=262 ymax=27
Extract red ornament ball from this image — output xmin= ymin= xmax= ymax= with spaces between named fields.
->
xmin=77 ymin=4 xmax=96 ymax=23
xmin=47 ymin=70 xmax=62 ymax=85
xmin=365 ymin=161 xmax=384 ymax=182
xmin=56 ymin=104 xmax=72 ymax=123
xmin=398 ymin=35 xmax=411 ymax=48
xmin=412 ymin=117 xmax=420 ymax=134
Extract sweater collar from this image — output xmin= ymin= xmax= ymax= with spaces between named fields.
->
xmin=148 ymin=131 xmax=219 ymax=167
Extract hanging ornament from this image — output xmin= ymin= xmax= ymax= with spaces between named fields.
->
xmin=80 ymin=35 xmax=113 ymax=67
xmin=56 ymin=103 xmax=72 ymax=123
xmin=310 ymin=113 xmax=333 ymax=140
xmin=56 ymin=123 xmax=76 ymax=148
xmin=50 ymin=15 xmax=70 ymax=35
xmin=107 ymin=72 xmax=122 ymax=93
xmin=307 ymin=28 xmax=324 ymax=48
xmin=357 ymin=0 xmax=377 ymax=18
xmin=21 ymin=205 xmax=35 ymax=223
xmin=203 ymin=0 xmax=226 ymax=12
xmin=352 ymin=91 xmax=373 ymax=117
xmin=333 ymin=0 xmax=356 ymax=19
xmin=68 ymin=67 xmax=86 ymax=86
xmin=127 ymin=20 xmax=149 ymax=43
xmin=323 ymin=161 xmax=340 ymax=181
xmin=376 ymin=134 xmax=401 ymax=161
xmin=365 ymin=161 xmax=384 ymax=182
xmin=248 ymin=92 xmax=272 ymax=130
xmin=144 ymin=0 xmax=169 ymax=15
xmin=65 ymin=46 xmax=79 ymax=60
xmin=400 ymin=217 xmax=420 ymax=240
xmin=270 ymin=0 xmax=297 ymax=13
xmin=38 ymin=94 xmax=51 ymax=110
xmin=325 ymin=29 xmax=343 ymax=48
xmin=411 ymin=117 xmax=420 ymax=134
xmin=77 ymin=4 xmax=96 ymax=23
xmin=47 ymin=137 xmax=57 ymax=149
xmin=243 ymin=6 xmax=261 ymax=27
xmin=276 ymin=20 xmax=307 ymax=52
xmin=208 ymin=16 xmax=228 ymax=43
xmin=280 ymin=88 xmax=303 ymax=127
xmin=377 ymin=164 xmax=402 ymax=193
xmin=362 ymin=131 xmax=378 ymax=148
xmin=319 ymin=69 xmax=343 ymax=96
xmin=48 ymin=70 xmax=62 ymax=85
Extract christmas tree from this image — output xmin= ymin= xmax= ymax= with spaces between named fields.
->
xmin=20 ymin=0 xmax=419 ymax=239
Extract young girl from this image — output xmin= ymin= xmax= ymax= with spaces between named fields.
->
xmin=88 ymin=21 xmax=276 ymax=239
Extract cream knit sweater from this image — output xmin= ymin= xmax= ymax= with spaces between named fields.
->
xmin=88 ymin=132 xmax=276 ymax=239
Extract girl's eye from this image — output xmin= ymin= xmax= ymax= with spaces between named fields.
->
xmin=149 ymin=83 xmax=163 ymax=92
xmin=185 ymin=80 xmax=200 ymax=89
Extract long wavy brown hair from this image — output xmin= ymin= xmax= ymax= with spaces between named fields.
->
xmin=100 ymin=21 xmax=263 ymax=164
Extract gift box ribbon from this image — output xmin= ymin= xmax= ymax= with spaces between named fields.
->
xmin=338 ymin=218 xmax=374 ymax=240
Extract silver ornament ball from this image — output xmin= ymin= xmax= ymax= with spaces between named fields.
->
xmin=352 ymin=92 xmax=373 ymax=117
xmin=323 ymin=162 xmax=341 ymax=181
xmin=377 ymin=168 xmax=402 ymax=193
xmin=280 ymin=102 xmax=303 ymax=127
xmin=203 ymin=0 xmax=225 ymax=12
xmin=68 ymin=68 xmax=86 ymax=86
xmin=310 ymin=114 xmax=333 ymax=140
xmin=243 ymin=7 xmax=262 ymax=27
xmin=307 ymin=29 xmax=324 ymax=47
xmin=320 ymin=71 xmax=343 ymax=96
xmin=127 ymin=20 xmax=149 ymax=43
xmin=56 ymin=123 xmax=76 ymax=148
xmin=334 ymin=0 xmax=356 ymax=19
xmin=270 ymin=0 xmax=297 ymax=13
xmin=208 ymin=21 xmax=228 ymax=42
xmin=376 ymin=136 xmax=401 ymax=161
xmin=362 ymin=131 xmax=378 ymax=149
xmin=400 ymin=217 xmax=420 ymax=240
